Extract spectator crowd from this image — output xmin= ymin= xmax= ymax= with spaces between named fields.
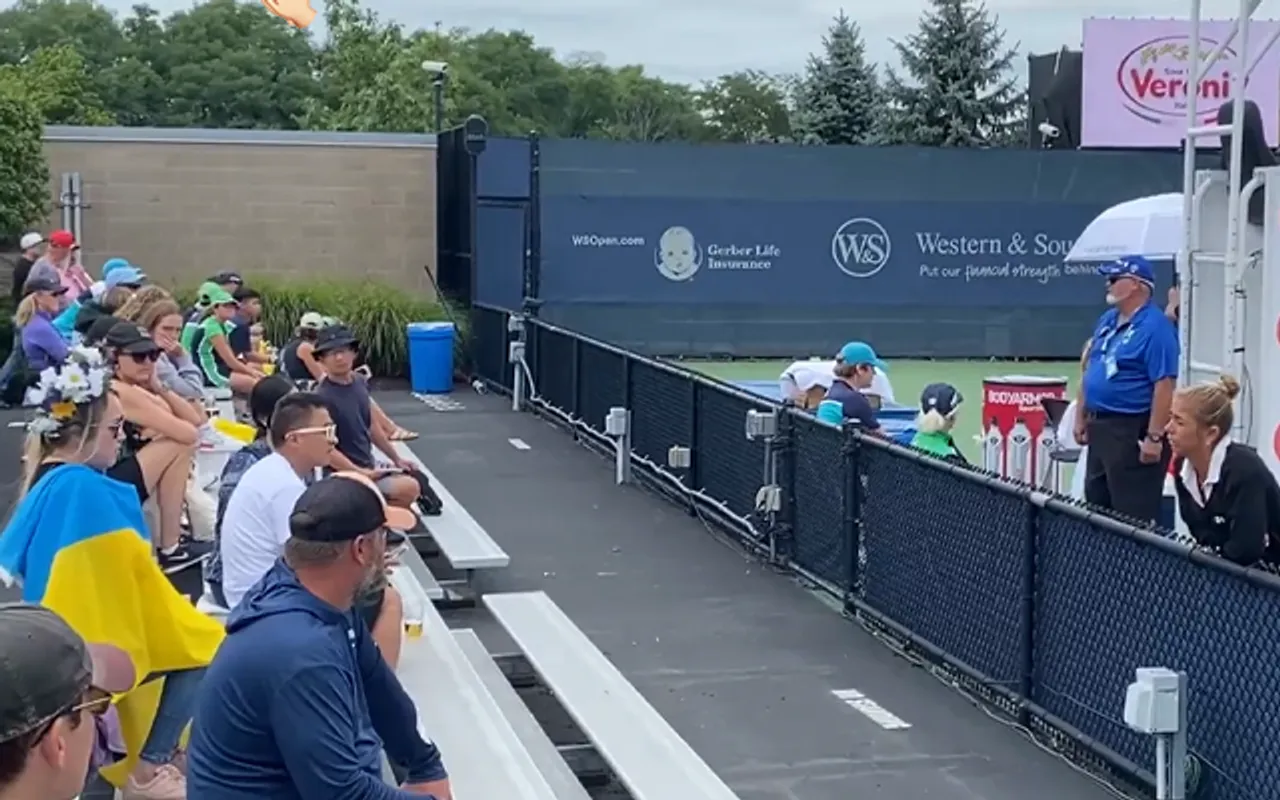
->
xmin=0 ymin=229 xmax=450 ymax=800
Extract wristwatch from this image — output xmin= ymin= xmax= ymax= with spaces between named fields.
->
xmin=1144 ymin=431 xmax=1165 ymax=443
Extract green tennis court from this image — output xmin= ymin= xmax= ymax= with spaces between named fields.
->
xmin=676 ymin=359 xmax=1078 ymax=450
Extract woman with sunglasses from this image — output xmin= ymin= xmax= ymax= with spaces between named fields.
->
xmin=104 ymin=321 xmax=208 ymax=570
xmin=1 ymin=348 xmax=223 ymax=800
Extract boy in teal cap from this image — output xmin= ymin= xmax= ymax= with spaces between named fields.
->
xmin=814 ymin=341 xmax=885 ymax=432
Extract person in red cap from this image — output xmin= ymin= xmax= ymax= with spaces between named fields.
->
xmin=24 ymin=230 xmax=87 ymax=308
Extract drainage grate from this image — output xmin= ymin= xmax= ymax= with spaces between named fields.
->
xmin=412 ymin=393 xmax=466 ymax=412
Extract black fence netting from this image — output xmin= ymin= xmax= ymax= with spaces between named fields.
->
xmin=471 ymin=307 xmax=1280 ymax=800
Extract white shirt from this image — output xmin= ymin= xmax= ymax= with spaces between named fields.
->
xmin=1179 ymin=435 xmax=1232 ymax=508
xmin=219 ymin=452 xmax=308 ymax=608
xmin=781 ymin=360 xmax=895 ymax=404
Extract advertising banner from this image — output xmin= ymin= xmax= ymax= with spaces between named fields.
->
xmin=1081 ymin=17 xmax=1280 ymax=148
xmin=539 ymin=197 xmax=1138 ymax=308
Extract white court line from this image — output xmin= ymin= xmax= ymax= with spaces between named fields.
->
xmin=831 ymin=688 xmax=911 ymax=730
xmin=507 ymin=437 xmax=531 ymax=450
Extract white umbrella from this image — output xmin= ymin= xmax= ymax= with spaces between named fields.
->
xmin=1065 ymin=192 xmax=1183 ymax=263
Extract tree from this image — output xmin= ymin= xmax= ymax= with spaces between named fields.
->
xmin=0 ymin=88 xmax=49 ymax=244
xmin=879 ymin=0 xmax=1023 ymax=147
xmin=0 ymin=44 xmax=113 ymax=125
xmin=791 ymin=12 xmax=881 ymax=145
xmin=697 ymin=70 xmax=792 ymax=143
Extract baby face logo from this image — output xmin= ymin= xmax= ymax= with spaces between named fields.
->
xmin=655 ymin=226 xmax=702 ymax=281
xmin=261 ymin=0 xmax=317 ymax=28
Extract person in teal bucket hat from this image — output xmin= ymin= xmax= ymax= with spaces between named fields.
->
xmin=814 ymin=341 xmax=885 ymax=433
xmin=52 ymin=257 xmax=135 ymax=339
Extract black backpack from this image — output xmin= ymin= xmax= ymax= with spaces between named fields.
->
xmin=407 ymin=468 xmax=444 ymax=516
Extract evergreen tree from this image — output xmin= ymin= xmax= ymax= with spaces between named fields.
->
xmin=879 ymin=0 xmax=1023 ymax=147
xmin=791 ymin=12 xmax=880 ymax=145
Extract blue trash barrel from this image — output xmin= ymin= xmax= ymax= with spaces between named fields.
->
xmin=406 ymin=322 xmax=455 ymax=394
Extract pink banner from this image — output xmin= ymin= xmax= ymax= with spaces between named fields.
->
xmin=1081 ymin=18 xmax=1280 ymax=148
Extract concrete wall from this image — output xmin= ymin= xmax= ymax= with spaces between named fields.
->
xmin=41 ymin=126 xmax=437 ymax=295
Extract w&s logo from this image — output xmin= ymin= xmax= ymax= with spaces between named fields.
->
xmin=831 ymin=218 xmax=891 ymax=278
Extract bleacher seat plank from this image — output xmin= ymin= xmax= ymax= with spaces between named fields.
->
xmin=391 ymin=441 xmax=510 ymax=570
xmin=396 ymin=588 xmax=558 ymax=799
xmin=395 ymin=543 xmax=444 ymax=601
xmin=485 ymin=592 xmax=739 ymax=800
xmin=452 ymin=629 xmax=592 ymax=800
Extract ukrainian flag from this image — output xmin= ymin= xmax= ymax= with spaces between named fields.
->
xmin=0 ymin=464 xmax=224 ymax=785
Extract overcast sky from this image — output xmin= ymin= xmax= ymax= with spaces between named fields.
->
xmin=78 ymin=0 xmax=1279 ymax=85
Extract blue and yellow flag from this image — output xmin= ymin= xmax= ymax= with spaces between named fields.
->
xmin=0 ymin=464 xmax=224 ymax=784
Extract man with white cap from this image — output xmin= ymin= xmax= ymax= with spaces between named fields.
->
xmin=0 ymin=603 xmax=135 ymax=800
xmin=1076 ymin=255 xmax=1179 ymax=523
xmin=10 ymin=232 xmax=43 ymax=305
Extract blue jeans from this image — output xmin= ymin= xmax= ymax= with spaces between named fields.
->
xmin=139 ymin=668 xmax=206 ymax=764
xmin=0 ymin=329 xmax=21 ymax=390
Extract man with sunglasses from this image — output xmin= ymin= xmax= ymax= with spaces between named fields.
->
xmin=188 ymin=474 xmax=448 ymax=800
xmin=217 ymin=392 xmax=337 ymax=609
xmin=1076 ymin=255 xmax=1179 ymax=523
xmin=0 ymin=603 xmax=135 ymax=800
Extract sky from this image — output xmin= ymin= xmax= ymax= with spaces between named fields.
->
xmin=84 ymin=0 xmax=1278 ymax=85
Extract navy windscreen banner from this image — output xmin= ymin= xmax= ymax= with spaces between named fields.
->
xmin=540 ymin=197 xmax=1143 ymax=307
xmin=474 ymin=201 xmax=528 ymax=309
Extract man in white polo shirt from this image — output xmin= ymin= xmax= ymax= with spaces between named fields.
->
xmin=219 ymin=392 xmax=336 ymax=608
xmin=780 ymin=354 xmax=895 ymax=409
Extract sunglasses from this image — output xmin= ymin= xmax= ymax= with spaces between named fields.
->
xmin=290 ymin=424 xmax=338 ymax=443
xmin=126 ymin=350 xmax=160 ymax=363
xmin=28 ymin=692 xmax=112 ymax=745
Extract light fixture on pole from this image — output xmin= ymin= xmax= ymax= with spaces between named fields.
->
xmin=421 ymin=60 xmax=449 ymax=131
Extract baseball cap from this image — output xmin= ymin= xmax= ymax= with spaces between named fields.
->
xmin=836 ymin=341 xmax=886 ymax=371
xmin=289 ymin=472 xmax=417 ymax=541
xmin=100 ymin=258 xmax=131 ymax=278
xmin=0 ymin=604 xmax=133 ymax=743
xmin=920 ymin=382 xmax=963 ymax=417
xmin=249 ymin=375 xmax=296 ymax=428
xmin=83 ymin=315 xmax=124 ymax=346
xmin=1098 ymin=255 xmax=1156 ymax=287
xmin=19 ymin=232 xmax=43 ymax=250
xmin=298 ymin=311 xmax=325 ymax=330
xmin=47 ymin=230 xmax=77 ymax=249
xmin=208 ymin=271 xmax=243 ymax=287
xmin=104 ymin=321 xmax=161 ymax=355
xmin=313 ymin=324 xmax=359 ymax=355
xmin=23 ymin=275 xmax=68 ymax=296
xmin=105 ymin=266 xmax=146 ymax=289
xmin=198 ymin=283 xmax=237 ymax=307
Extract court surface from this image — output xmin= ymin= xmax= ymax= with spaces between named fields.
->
xmin=678 ymin=359 xmax=1078 ymax=451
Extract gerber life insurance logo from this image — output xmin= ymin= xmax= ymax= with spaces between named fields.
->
xmin=831 ymin=217 xmax=891 ymax=278
xmin=654 ymin=226 xmax=702 ymax=281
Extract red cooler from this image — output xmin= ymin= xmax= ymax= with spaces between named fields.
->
xmin=980 ymin=375 xmax=1069 ymax=486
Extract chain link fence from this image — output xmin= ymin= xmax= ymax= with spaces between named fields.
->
xmin=472 ymin=306 xmax=1280 ymax=800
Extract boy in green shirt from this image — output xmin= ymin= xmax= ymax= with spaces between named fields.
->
xmin=910 ymin=383 xmax=967 ymax=463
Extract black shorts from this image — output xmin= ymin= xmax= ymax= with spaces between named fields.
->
xmin=355 ymin=584 xmax=386 ymax=630
xmin=107 ymin=455 xmax=149 ymax=504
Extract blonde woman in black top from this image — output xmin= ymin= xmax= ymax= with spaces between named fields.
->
xmin=1165 ymin=375 xmax=1280 ymax=566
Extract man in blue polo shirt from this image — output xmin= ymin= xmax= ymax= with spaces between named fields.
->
xmin=815 ymin=341 xmax=884 ymax=432
xmin=1075 ymin=255 xmax=1179 ymax=523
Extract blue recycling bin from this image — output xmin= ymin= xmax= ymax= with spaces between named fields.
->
xmin=407 ymin=322 xmax=455 ymax=394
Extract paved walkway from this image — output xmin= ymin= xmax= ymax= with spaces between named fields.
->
xmin=379 ymin=391 xmax=1119 ymax=800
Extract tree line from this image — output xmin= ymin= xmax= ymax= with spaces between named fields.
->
xmin=0 ymin=0 xmax=1024 ymax=146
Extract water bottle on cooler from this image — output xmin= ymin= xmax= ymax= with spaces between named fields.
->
xmin=1007 ymin=418 xmax=1032 ymax=484
xmin=982 ymin=418 xmax=1003 ymax=474
xmin=1035 ymin=426 xmax=1057 ymax=490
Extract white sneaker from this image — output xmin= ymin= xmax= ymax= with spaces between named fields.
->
xmin=197 ymin=424 xmax=220 ymax=449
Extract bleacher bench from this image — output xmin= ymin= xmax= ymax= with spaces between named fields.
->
xmin=387 ymin=441 xmax=509 ymax=606
xmin=485 ymin=591 xmax=739 ymax=800
xmin=397 ymin=553 xmax=560 ymax=799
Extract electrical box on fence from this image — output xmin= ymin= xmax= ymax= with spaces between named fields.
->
xmin=667 ymin=446 xmax=692 ymax=469
xmin=506 ymin=314 xmax=525 ymax=333
xmin=507 ymin=341 xmax=525 ymax=363
xmin=745 ymin=410 xmax=777 ymax=440
xmin=605 ymin=407 xmax=629 ymax=437
xmin=1123 ymin=667 xmax=1182 ymax=734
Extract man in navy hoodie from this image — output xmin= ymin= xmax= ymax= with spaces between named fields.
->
xmin=186 ymin=472 xmax=449 ymax=799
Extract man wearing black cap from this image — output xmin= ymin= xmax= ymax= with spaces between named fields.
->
xmin=187 ymin=473 xmax=448 ymax=800
xmin=312 ymin=325 xmax=420 ymax=511
xmin=0 ymin=603 xmax=134 ymax=800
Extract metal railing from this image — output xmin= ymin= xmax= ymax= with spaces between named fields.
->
xmin=471 ymin=302 xmax=1280 ymax=800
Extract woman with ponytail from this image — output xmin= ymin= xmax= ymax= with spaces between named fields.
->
xmin=1166 ymin=375 xmax=1280 ymax=566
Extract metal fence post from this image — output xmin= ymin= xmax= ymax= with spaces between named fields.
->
xmin=524 ymin=133 xmax=542 ymax=311
xmin=1020 ymin=493 xmax=1045 ymax=724
xmin=772 ymin=410 xmax=796 ymax=562
xmin=842 ymin=425 xmax=864 ymax=600
xmin=570 ymin=337 xmax=582 ymax=420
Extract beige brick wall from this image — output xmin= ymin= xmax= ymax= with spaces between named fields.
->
xmin=40 ymin=128 xmax=437 ymax=297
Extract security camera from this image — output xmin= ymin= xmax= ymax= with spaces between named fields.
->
xmin=421 ymin=60 xmax=450 ymax=77
xmin=1038 ymin=121 xmax=1060 ymax=139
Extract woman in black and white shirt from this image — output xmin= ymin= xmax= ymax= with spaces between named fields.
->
xmin=1166 ymin=375 xmax=1280 ymax=566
